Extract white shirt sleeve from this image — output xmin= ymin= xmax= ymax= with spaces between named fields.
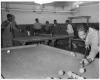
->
xmin=67 ymin=24 xmax=74 ymax=34
xmin=86 ymin=28 xmax=99 ymax=60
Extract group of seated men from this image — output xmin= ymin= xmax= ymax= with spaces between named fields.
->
xmin=25 ymin=18 xmax=74 ymax=36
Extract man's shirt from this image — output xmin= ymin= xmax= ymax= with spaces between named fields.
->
xmin=85 ymin=27 xmax=99 ymax=59
xmin=51 ymin=23 xmax=60 ymax=35
xmin=66 ymin=24 xmax=74 ymax=34
xmin=33 ymin=22 xmax=42 ymax=29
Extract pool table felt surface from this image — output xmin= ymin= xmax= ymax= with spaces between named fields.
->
xmin=1 ymin=44 xmax=99 ymax=79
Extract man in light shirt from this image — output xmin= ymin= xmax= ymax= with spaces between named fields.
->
xmin=77 ymin=24 xmax=99 ymax=65
xmin=65 ymin=20 xmax=74 ymax=36
xmin=33 ymin=18 xmax=42 ymax=34
xmin=65 ymin=20 xmax=77 ymax=49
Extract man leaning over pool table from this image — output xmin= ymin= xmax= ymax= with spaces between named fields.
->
xmin=76 ymin=23 xmax=99 ymax=65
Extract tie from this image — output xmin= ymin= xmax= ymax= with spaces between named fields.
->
xmin=9 ymin=23 xmax=12 ymax=32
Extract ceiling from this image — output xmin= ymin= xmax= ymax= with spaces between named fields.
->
xmin=1 ymin=1 xmax=99 ymax=13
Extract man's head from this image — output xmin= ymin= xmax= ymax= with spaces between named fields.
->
xmin=54 ymin=19 xmax=57 ymax=24
xmin=77 ymin=24 xmax=89 ymax=40
xmin=26 ymin=26 xmax=30 ymax=31
xmin=46 ymin=21 xmax=49 ymax=25
xmin=65 ymin=20 xmax=69 ymax=25
xmin=35 ymin=18 xmax=39 ymax=23
xmin=7 ymin=14 xmax=12 ymax=22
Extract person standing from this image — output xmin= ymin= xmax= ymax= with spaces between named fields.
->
xmin=44 ymin=21 xmax=51 ymax=34
xmin=65 ymin=20 xmax=76 ymax=49
xmin=1 ymin=14 xmax=21 ymax=48
xmin=50 ymin=20 xmax=60 ymax=47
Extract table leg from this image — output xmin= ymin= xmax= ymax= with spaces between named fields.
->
xmin=51 ymin=39 xmax=56 ymax=47
xmin=69 ymin=38 xmax=72 ymax=51
xmin=44 ymin=40 xmax=49 ymax=45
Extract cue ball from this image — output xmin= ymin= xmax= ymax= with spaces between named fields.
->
xmin=7 ymin=50 xmax=10 ymax=54
xmin=70 ymin=52 xmax=76 ymax=57
xmin=79 ymin=68 xmax=85 ymax=73
xmin=58 ymin=70 xmax=65 ymax=76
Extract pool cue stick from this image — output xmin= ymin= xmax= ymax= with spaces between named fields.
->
xmin=84 ymin=47 xmax=89 ymax=58
xmin=1 ymin=74 xmax=5 ymax=79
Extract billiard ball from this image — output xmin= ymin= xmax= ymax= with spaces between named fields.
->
xmin=77 ymin=76 xmax=80 ymax=79
xmin=70 ymin=52 xmax=76 ymax=57
xmin=79 ymin=68 xmax=86 ymax=73
xmin=7 ymin=50 xmax=10 ymax=54
xmin=72 ymin=74 xmax=77 ymax=79
xmin=78 ymin=76 xmax=85 ymax=79
xmin=58 ymin=70 xmax=65 ymax=76
xmin=67 ymin=71 xmax=72 ymax=77
xmin=81 ymin=65 xmax=84 ymax=68
xmin=75 ymin=74 xmax=79 ymax=79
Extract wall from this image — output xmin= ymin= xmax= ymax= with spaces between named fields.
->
xmin=2 ymin=11 xmax=73 ymax=24
xmin=72 ymin=3 xmax=99 ymax=23
xmin=1 ymin=2 xmax=99 ymax=24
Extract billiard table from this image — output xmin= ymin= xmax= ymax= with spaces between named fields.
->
xmin=1 ymin=44 xmax=99 ymax=79
xmin=13 ymin=34 xmax=74 ymax=46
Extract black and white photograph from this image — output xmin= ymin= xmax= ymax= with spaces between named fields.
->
xmin=1 ymin=0 xmax=99 ymax=79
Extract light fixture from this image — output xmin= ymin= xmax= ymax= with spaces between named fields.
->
xmin=34 ymin=0 xmax=53 ymax=4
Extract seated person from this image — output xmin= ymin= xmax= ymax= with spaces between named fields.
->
xmin=33 ymin=18 xmax=42 ymax=34
xmin=44 ymin=21 xmax=50 ymax=34
xmin=65 ymin=20 xmax=74 ymax=36
xmin=26 ymin=26 xmax=31 ymax=36
xmin=50 ymin=20 xmax=60 ymax=46
xmin=25 ymin=26 xmax=33 ymax=45
xmin=65 ymin=20 xmax=76 ymax=49
xmin=77 ymin=24 xmax=99 ymax=65
xmin=51 ymin=20 xmax=60 ymax=35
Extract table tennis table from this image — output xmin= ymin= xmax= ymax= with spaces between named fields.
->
xmin=13 ymin=34 xmax=74 ymax=46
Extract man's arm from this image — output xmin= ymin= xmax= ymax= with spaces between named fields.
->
xmin=1 ymin=20 xmax=10 ymax=34
xmin=15 ymin=22 xmax=20 ymax=31
xmin=33 ymin=23 xmax=36 ymax=29
xmin=1 ymin=20 xmax=9 ymax=29
xmin=87 ymin=32 xmax=99 ymax=61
